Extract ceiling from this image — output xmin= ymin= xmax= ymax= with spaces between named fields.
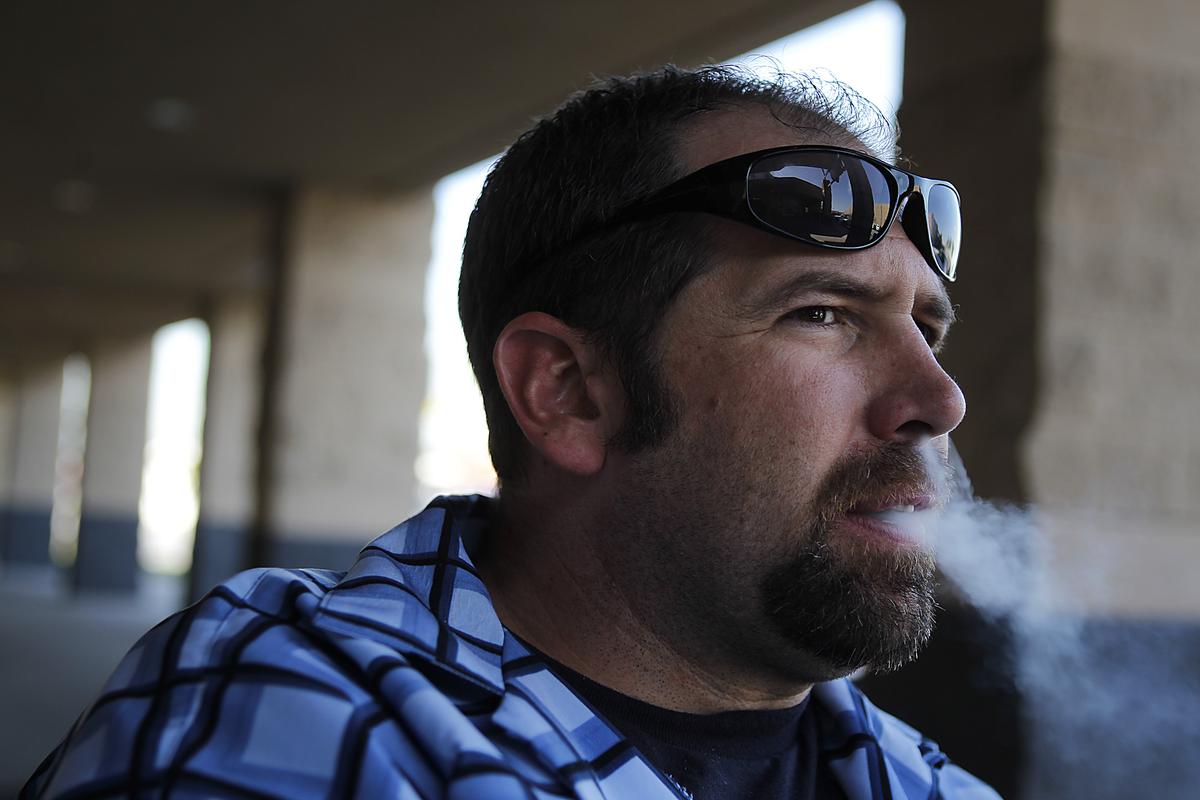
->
xmin=0 ymin=0 xmax=856 ymax=343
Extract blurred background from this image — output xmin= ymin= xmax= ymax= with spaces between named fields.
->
xmin=2 ymin=1 xmax=1198 ymax=797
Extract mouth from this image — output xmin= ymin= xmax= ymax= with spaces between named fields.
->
xmin=842 ymin=494 xmax=939 ymax=545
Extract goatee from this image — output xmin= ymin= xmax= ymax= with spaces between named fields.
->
xmin=760 ymin=443 xmax=943 ymax=675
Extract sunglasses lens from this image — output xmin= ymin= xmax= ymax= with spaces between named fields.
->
xmin=747 ymin=151 xmax=894 ymax=247
xmin=926 ymin=183 xmax=961 ymax=280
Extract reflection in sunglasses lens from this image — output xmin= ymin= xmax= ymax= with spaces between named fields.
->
xmin=748 ymin=152 xmax=891 ymax=247
xmin=926 ymin=183 xmax=961 ymax=279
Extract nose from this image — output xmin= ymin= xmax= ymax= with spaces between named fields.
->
xmin=866 ymin=327 xmax=967 ymax=444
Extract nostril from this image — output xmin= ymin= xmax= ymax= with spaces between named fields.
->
xmin=896 ymin=420 xmax=935 ymax=441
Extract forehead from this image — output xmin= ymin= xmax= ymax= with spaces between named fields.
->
xmin=677 ymin=107 xmax=861 ymax=173
xmin=674 ymin=108 xmax=951 ymax=310
xmin=701 ymin=222 xmax=950 ymax=316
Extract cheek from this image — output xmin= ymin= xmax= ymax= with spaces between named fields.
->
xmin=673 ymin=339 xmax=867 ymax=462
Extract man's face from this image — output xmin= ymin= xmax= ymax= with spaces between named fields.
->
xmin=598 ymin=113 xmax=966 ymax=683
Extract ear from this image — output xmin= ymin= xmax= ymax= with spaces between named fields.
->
xmin=493 ymin=312 xmax=623 ymax=476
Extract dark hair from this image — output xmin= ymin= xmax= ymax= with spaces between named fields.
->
xmin=459 ymin=65 xmax=895 ymax=484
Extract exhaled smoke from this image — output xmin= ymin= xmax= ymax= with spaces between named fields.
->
xmin=923 ymin=441 xmax=1200 ymax=800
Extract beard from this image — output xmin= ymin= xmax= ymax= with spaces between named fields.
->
xmin=759 ymin=443 xmax=941 ymax=675
xmin=605 ymin=430 xmax=945 ymax=683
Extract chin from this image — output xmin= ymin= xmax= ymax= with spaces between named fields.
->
xmin=758 ymin=543 xmax=938 ymax=678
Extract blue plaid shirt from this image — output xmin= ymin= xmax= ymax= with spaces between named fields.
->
xmin=24 ymin=496 xmax=1000 ymax=799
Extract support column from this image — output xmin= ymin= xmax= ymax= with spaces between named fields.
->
xmin=191 ymin=294 xmax=265 ymax=597
xmin=260 ymin=186 xmax=432 ymax=570
xmin=0 ymin=371 xmax=15 ymax=560
xmin=74 ymin=338 xmax=152 ymax=592
xmin=1018 ymin=3 xmax=1200 ymax=796
xmin=1024 ymin=0 xmax=1200 ymax=619
xmin=899 ymin=0 xmax=1049 ymax=503
xmin=2 ymin=361 xmax=63 ymax=567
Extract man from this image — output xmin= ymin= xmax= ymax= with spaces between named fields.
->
xmin=24 ymin=67 xmax=999 ymax=799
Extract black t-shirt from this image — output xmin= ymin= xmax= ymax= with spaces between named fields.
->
xmin=536 ymin=653 xmax=849 ymax=800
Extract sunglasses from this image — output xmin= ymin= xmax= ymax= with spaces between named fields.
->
xmin=614 ymin=145 xmax=962 ymax=282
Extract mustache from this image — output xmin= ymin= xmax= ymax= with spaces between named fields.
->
xmin=811 ymin=442 xmax=948 ymax=523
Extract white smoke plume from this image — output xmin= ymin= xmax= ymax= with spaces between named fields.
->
xmin=925 ymin=441 xmax=1200 ymax=799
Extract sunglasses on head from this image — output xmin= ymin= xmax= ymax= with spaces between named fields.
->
xmin=613 ymin=145 xmax=962 ymax=282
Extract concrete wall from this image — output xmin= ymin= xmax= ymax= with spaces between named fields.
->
xmin=261 ymin=186 xmax=433 ymax=568
xmin=1025 ymin=0 xmax=1200 ymax=618
xmin=2 ymin=363 xmax=63 ymax=566
xmin=74 ymin=338 xmax=152 ymax=591
xmin=192 ymin=294 xmax=265 ymax=594
xmin=0 ymin=375 xmax=15 ymax=541
xmin=1017 ymin=5 xmax=1200 ymax=796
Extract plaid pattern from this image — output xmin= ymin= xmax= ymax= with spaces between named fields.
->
xmin=23 ymin=496 xmax=999 ymax=799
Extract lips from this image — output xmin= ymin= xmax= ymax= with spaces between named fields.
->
xmin=848 ymin=493 xmax=936 ymax=515
xmin=812 ymin=442 xmax=950 ymax=547
xmin=843 ymin=493 xmax=939 ymax=544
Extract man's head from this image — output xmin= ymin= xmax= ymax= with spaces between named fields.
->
xmin=460 ymin=66 xmax=966 ymax=683
xmin=460 ymin=65 xmax=896 ymax=484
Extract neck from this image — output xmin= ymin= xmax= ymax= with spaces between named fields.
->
xmin=473 ymin=488 xmax=812 ymax=713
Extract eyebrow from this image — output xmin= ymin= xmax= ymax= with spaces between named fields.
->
xmin=737 ymin=268 xmax=957 ymax=330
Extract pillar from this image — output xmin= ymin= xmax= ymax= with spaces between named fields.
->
xmin=74 ymin=338 xmax=152 ymax=592
xmin=1023 ymin=0 xmax=1200 ymax=619
xmin=2 ymin=362 xmax=63 ymax=567
xmin=1018 ymin=2 xmax=1200 ymax=796
xmin=0 ymin=373 xmax=15 ymax=561
xmin=259 ymin=186 xmax=432 ymax=570
xmin=191 ymin=294 xmax=265 ymax=597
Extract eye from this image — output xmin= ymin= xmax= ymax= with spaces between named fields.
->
xmin=788 ymin=306 xmax=839 ymax=325
xmin=915 ymin=319 xmax=945 ymax=349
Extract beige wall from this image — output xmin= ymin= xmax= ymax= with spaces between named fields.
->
xmin=267 ymin=186 xmax=434 ymax=543
xmin=200 ymin=295 xmax=264 ymax=526
xmin=10 ymin=363 xmax=62 ymax=510
xmin=900 ymin=0 xmax=1200 ymax=619
xmin=80 ymin=339 xmax=152 ymax=516
xmin=0 ymin=377 xmax=15 ymax=508
xmin=1023 ymin=0 xmax=1200 ymax=616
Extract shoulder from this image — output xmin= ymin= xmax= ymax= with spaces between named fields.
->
xmin=813 ymin=679 xmax=1003 ymax=800
xmin=21 ymin=566 xmax=520 ymax=800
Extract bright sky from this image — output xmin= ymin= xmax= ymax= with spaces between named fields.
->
xmin=138 ymin=318 xmax=210 ymax=574
xmin=417 ymin=0 xmax=906 ymax=497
